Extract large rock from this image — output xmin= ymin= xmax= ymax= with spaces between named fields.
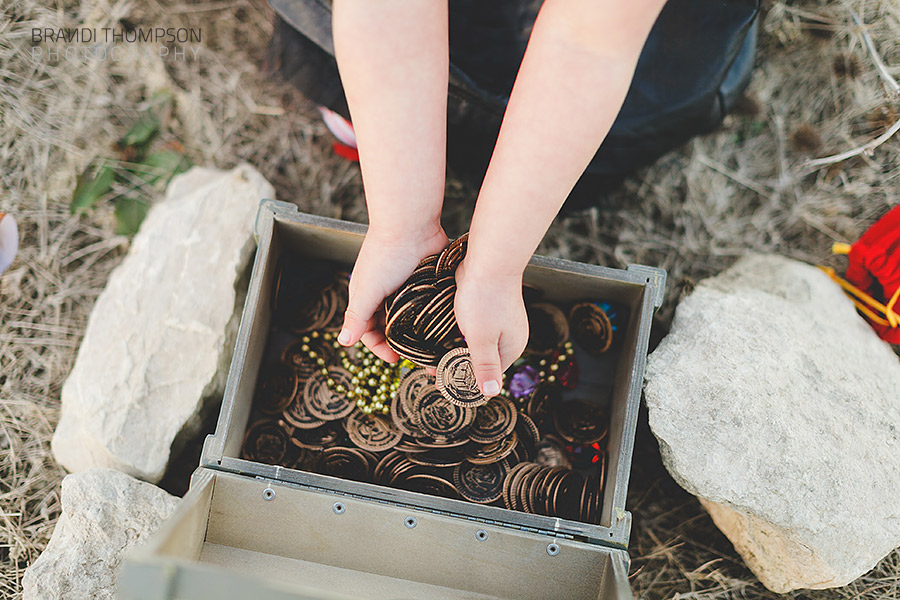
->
xmin=53 ymin=164 xmax=274 ymax=482
xmin=22 ymin=469 xmax=178 ymax=600
xmin=644 ymin=254 xmax=900 ymax=592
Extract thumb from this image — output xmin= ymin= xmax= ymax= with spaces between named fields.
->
xmin=466 ymin=334 xmax=503 ymax=398
xmin=339 ymin=283 xmax=382 ymax=347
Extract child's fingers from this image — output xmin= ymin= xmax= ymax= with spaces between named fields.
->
xmin=361 ymin=329 xmax=400 ymax=363
xmin=465 ymin=330 xmax=503 ymax=398
xmin=339 ymin=286 xmax=383 ymax=346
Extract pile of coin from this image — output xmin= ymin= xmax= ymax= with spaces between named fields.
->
xmin=242 ymin=249 xmax=621 ymax=525
xmin=243 ymin=360 xmax=607 ymax=522
xmin=383 ymin=234 xmax=468 ymax=369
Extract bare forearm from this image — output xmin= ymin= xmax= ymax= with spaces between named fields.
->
xmin=332 ymin=0 xmax=448 ymax=238
xmin=465 ymin=0 xmax=666 ymax=279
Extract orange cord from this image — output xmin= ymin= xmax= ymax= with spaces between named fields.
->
xmin=818 ymin=266 xmax=900 ymax=328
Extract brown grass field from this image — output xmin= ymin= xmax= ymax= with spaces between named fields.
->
xmin=1 ymin=0 xmax=898 ymax=598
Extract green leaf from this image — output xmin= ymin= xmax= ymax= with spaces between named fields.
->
xmin=134 ymin=150 xmax=192 ymax=188
xmin=71 ymin=163 xmax=115 ymax=215
xmin=114 ymin=197 xmax=149 ymax=236
xmin=118 ymin=112 xmax=161 ymax=150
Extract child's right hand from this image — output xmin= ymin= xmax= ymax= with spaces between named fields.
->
xmin=337 ymin=223 xmax=448 ymax=362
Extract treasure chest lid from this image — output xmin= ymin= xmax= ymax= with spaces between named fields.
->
xmin=119 ymin=466 xmax=634 ymax=600
xmin=201 ymin=201 xmax=664 ymax=549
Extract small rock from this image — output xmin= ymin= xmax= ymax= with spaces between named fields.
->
xmin=644 ymin=254 xmax=900 ymax=593
xmin=22 ymin=468 xmax=178 ymax=600
xmin=52 ymin=164 xmax=274 ymax=482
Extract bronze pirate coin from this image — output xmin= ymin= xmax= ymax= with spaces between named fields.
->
xmin=553 ymin=400 xmax=608 ymax=445
xmin=346 ymin=410 xmax=403 ymax=452
xmin=534 ymin=436 xmax=572 ymax=469
xmin=526 ymin=303 xmax=570 ymax=354
xmin=435 ymin=348 xmax=488 ymax=408
xmin=373 ymin=450 xmax=406 ymax=484
xmin=397 ymin=473 xmax=459 ymax=500
xmin=282 ymin=336 xmax=336 ymax=380
xmin=324 ymin=273 xmax=350 ymax=332
xmin=287 ymin=447 xmax=317 ymax=472
xmin=514 ymin=413 xmax=541 ymax=460
xmin=415 ymin=436 xmax=471 ymax=449
xmin=394 ymin=438 xmax=430 ymax=453
xmin=290 ymin=279 xmax=338 ymax=334
xmin=507 ymin=462 xmax=539 ymax=512
xmin=242 ymin=420 xmax=289 ymax=465
xmin=554 ymin=471 xmax=584 ymax=521
xmin=468 ymin=396 xmax=517 ymax=443
xmin=304 ymin=367 xmax=355 ymax=421
xmin=435 ymin=233 xmax=468 ymax=277
xmin=580 ymin=474 xmax=603 ymax=524
xmin=467 ymin=432 xmax=518 ymax=465
xmin=569 ymin=302 xmax=613 ymax=355
xmin=526 ymin=382 xmax=561 ymax=427
xmin=395 ymin=368 xmax=432 ymax=433
xmin=413 ymin=283 xmax=455 ymax=334
xmin=255 ymin=363 xmax=298 ymax=415
xmin=502 ymin=462 xmax=533 ymax=511
xmin=414 ymin=387 xmax=476 ymax=441
xmin=517 ymin=463 xmax=546 ymax=514
xmin=386 ymin=458 xmax=425 ymax=486
xmin=282 ymin=389 xmax=326 ymax=430
xmin=391 ymin=393 xmax=424 ymax=437
xmin=286 ymin=422 xmax=342 ymax=451
xmin=317 ymin=447 xmax=372 ymax=482
xmin=536 ymin=468 xmax=568 ymax=516
xmin=452 ymin=460 xmax=508 ymax=504
xmin=406 ymin=448 xmax=465 ymax=468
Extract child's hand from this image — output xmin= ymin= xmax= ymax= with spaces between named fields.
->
xmin=454 ymin=257 xmax=528 ymax=398
xmin=338 ymin=224 xmax=448 ymax=362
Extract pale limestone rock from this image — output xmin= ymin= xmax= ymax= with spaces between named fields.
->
xmin=53 ymin=164 xmax=273 ymax=482
xmin=22 ymin=469 xmax=178 ymax=600
xmin=644 ymin=254 xmax=900 ymax=592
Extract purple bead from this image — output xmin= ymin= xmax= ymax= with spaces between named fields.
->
xmin=509 ymin=365 xmax=539 ymax=399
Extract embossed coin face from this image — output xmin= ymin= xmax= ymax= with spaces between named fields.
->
xmin=569 ymin=302 xmax=613 ymax=355
xmin=282 ymin=389 xmax=326 ymax=430
xmin=256 ymin=363 xmax=298 ymax=415
xmin=286 ymin=422 xmax=342 ymax=451
xmin=395 ymin=368 xmax=432 ymax=433
xmin=317 ymin=447 xmax=372 ymax=482
xmin=397 ymin=473 xmax=460 ymax=500
xmin=304 ymin=367 xmax=354 ymax=421
xmin=290 ymin=280 xmax=338 ymax=334
xmin=526 ymin=383 xmax=560 ymax=427
xmin=466 ymin=432 xmax=518 ymax=465
xmin=414 ymin=387 xmax=475 ymax=441
xmin=435 ymin=348 xmax=488 ymax=407
xmin=526 ymin=302 xmax=570 ymax=354
xmin=241 ymin=420 xmax=289 ymax=465
xmin=282 ymin=337 xmax=336 ymax=380
xmin=534 ymin=436 xmax=572 ymax=469
xmin=553 ymin=400 xmax=608 ymax=445
xmin=288 ymin=447 xmax=317 ymax=472
xmin=468 ymin=396 xmax=517 ymax=443
xmin=452 ymin=460 xmax=508 ymax=504
xmin=346 ymin=411 xmax=403 ymax=452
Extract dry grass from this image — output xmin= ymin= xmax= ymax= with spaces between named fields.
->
xmin=0 ymin=0 xmax=897 ymax=598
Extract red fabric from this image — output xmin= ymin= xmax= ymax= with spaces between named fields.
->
xmin=332 ymin=142 xmax=359 ymax=162
xmin=845 ymin=204 xmax=900 ymax=343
